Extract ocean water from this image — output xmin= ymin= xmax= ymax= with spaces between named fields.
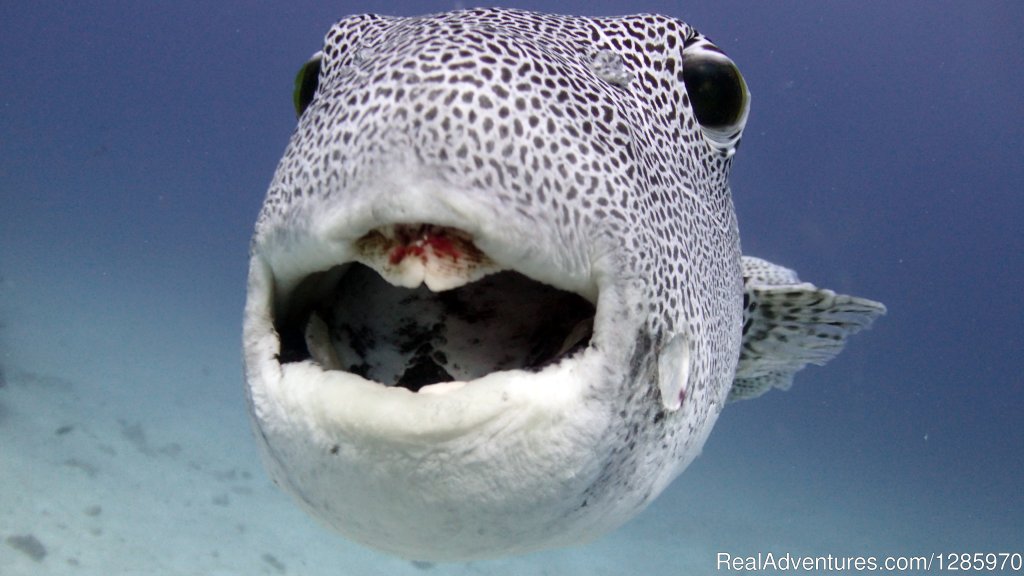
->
xmin=1 ymin=1 xmax=1021 ymax=574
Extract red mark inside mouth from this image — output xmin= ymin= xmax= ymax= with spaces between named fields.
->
xmin=388 ymin=227 xmax=464 ymax=265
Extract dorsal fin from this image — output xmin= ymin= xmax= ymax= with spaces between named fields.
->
xmin=730 ymin=256 xmax=886 ymax=401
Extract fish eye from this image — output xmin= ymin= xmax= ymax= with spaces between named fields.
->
xmin=293 ymin=55 xmax=322 ymax=117
xmin=682 ymin=39 xmax=749 ymax=154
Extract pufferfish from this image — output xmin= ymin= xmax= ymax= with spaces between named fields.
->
xmin=242 ymin=8 xmax=885 ymax=561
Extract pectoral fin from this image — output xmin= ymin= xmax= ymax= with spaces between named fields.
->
xmin=730 ymin=256 xmax=886 ymax=401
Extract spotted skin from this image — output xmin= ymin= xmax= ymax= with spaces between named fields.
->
xmin=243 ymin=8 xmax=884 ymax=561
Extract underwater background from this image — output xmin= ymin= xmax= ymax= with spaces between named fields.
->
xmin=2 ymin=1 xmax=1021 ymax=574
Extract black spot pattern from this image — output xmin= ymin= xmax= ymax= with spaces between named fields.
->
xmin=252 ymin=7 xmax=748 ymax=544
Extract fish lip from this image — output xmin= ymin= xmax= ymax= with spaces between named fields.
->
xmin=242 ymin=218 xmax=618 ymax=439
xmin=248 ymin=185 xmax=608 ymax=398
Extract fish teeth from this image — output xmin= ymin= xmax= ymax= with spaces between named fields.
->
xmin=417 ymin=381 xmax=467 ymax=395
xmin=353 ymin=224 xmax=503 ymax=291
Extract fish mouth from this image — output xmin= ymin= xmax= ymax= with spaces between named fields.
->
xmin=243 ymin=216 xmax=623 ymax=559
xmin=269 ymin=223 xmax=597 ymax=395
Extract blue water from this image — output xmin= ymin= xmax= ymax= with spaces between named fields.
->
xmin=2 ymin=1 xmax=1021 ymax=574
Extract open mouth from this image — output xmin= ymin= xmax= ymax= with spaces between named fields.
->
xmin=273 ymin=224 xmax=596 ymax=394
